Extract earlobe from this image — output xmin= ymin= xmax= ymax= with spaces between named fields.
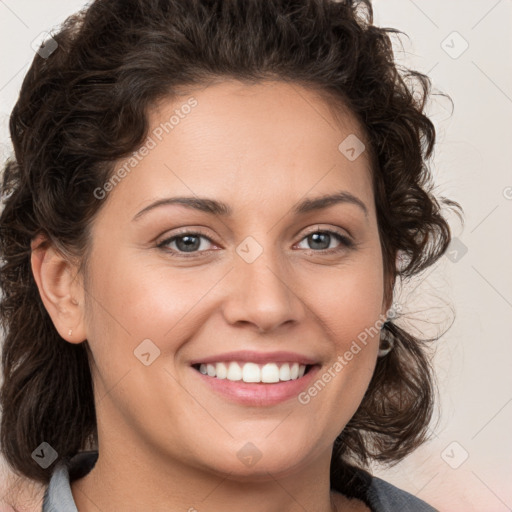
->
xmin=30 ymin=234 xmax=86 ymax=344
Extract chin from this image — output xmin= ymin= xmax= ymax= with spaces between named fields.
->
xmin=190 ymin=436 xmax=319 ymax=481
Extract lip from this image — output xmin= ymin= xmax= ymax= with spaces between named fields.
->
xmin=189 ymin=350 xmax=319 ymax=366
xmin=191 ymin=363 xmax=322 ymax=406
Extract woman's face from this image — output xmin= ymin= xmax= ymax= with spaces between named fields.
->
xmin=79 ymin=80 xmax=391 ymax=478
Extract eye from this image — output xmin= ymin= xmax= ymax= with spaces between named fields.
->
xmin=295 ymin=230 xmax=353 ymax=253
xmin=157 ymin=231 xmax=215 ymax=256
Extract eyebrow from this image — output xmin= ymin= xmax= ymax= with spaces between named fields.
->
xmin=132 ymin=190 xmax=368 ymax=221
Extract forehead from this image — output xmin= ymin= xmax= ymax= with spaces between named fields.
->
xmin=107 ymin=79 xmax=374 ymax=217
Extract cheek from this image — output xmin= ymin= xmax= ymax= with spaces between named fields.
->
xmin=300 ymin=267 xmax=383 ymax=430
xmin=299 ymin=251 xmax=384 ymax=409
xmin=87 ymin=243 xmax=385 ymax=342
xmin=310 ymin=257 xmax=385 ymax=346
xmin=84 ymin=251 xmax=223 ymax=358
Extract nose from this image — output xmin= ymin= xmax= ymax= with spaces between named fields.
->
xmin=221 ymin=242 xmax=304 ymax=334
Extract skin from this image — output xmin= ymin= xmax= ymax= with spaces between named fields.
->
xmin=27 ymin=80 xmax=393 ymax=512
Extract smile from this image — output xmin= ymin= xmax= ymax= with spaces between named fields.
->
xmin=193 ymin=361 xmax=310 ymax=383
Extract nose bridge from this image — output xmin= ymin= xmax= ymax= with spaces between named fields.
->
xmin=223 ymin=232 xmax=302 ymax=332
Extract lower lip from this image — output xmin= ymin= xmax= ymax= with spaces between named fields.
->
xmin=192 ymin=365 xmax=321 ymax=406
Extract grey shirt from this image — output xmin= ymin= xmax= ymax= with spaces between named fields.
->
xmin=42 ymin=451 xmax=438 ymax=511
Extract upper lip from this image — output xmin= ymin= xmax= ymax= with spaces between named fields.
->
xmin=189 ymin=350 xmax=319 ymax=366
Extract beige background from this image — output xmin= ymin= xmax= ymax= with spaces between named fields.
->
xmin=1 ymin=1 xmax=511 ymax=510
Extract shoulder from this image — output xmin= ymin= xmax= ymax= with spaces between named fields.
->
xmin=366 ymin=475 xmax=439 ymax=512
xmin=331 ymin=464 xmax=438 ymax=512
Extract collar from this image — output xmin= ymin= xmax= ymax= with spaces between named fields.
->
xmin=42 ymin=451 xmax=437 ymax=512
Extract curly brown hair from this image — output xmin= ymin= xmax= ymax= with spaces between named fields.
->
xmin=0 ymin=0 xmax=463 ymax=489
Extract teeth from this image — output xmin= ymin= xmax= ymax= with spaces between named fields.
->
xmin=227 ymin=361 xmax=242 ymax=381
xmin=261 ymin=363 xmax=279 ymax=383
xmin=216 ymin=362 xmax=228 ymax=379
xmin=279 ymin=363 xmax=291 ymax=381
xmin=197 ymin=361 xmax=308 ymax=383
xmin=242 ymin=362 xmax=260 ymax=382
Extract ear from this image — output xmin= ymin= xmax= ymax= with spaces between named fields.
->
xmin=30 ymin=233 xmax=87 ymax=344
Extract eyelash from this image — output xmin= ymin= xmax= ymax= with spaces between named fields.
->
xmin=157 ymin=228 xmax=355 ymax=258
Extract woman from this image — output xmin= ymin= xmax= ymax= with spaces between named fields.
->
xmin=0 ymin=0 xmax=463 ymax=510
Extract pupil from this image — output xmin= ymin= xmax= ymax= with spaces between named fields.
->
xmin=309 ymin=232 xmax=329 ymax=250
xmin=177 ymin=235 xmax=200 ymax=252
